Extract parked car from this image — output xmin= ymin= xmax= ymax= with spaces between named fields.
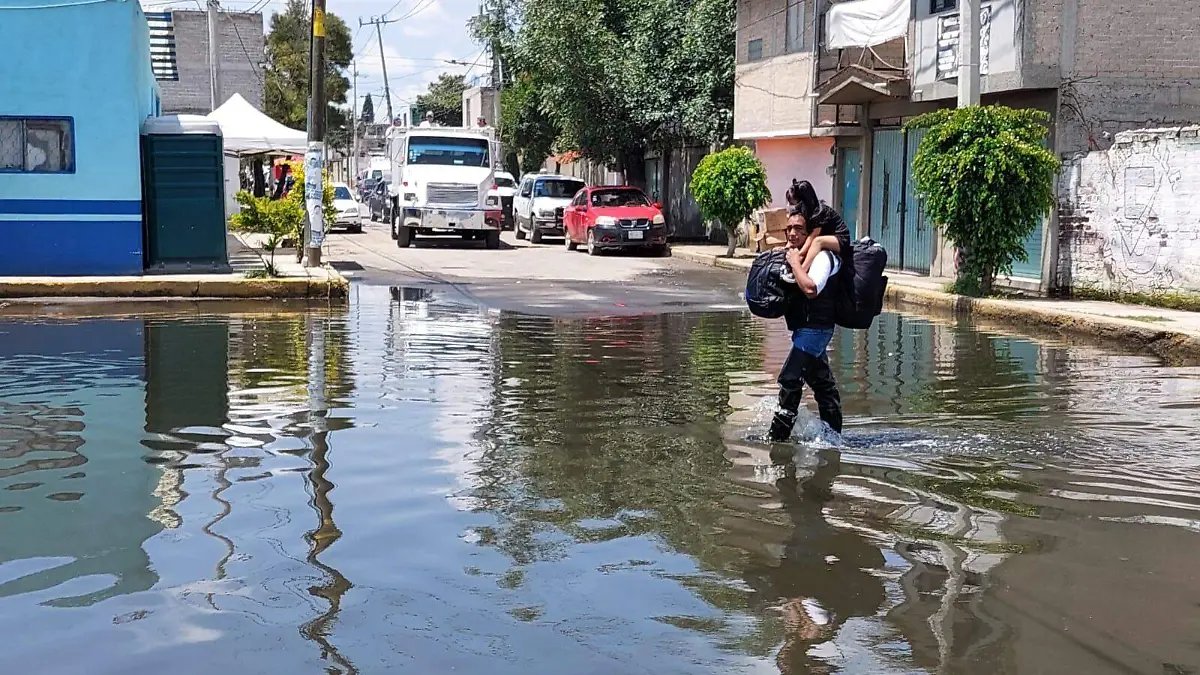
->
xmin=487 ymin=171 xmax=518 ymax=230
xmin=562 ymin=185 xmax=669 ymax=256
xmin=331 ymin=182 xmax=363 ymax=233
xmin=367 ymin=180 xmax=392 ymax=224
xmin=513 ymin=173 xmax=586 ymax=243
xmin=359 ymin=177 xmax=378 ymax=202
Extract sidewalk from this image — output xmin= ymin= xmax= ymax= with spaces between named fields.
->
xmin=672 ymin=244 xmax=1200 ymax=364
xmin=0 ymin=233 xmax=348 ymax=300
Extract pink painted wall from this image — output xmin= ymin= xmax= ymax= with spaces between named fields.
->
xmin=754 ymin=137 xmax=835 ymax=209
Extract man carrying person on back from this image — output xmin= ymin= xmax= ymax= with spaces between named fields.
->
xmin=769 ymin=206 xmax=848 ymax=442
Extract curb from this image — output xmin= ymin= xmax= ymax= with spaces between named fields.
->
xmin=0 ymin=269 xmax=349 ymax=300
xmin=673 ymin=247 xmax=1200 ymax=365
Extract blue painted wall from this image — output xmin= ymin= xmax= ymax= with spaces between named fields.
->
xmin=0 ymin=0 xmax=159 ymax=276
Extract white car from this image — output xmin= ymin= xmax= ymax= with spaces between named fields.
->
xmin=486 ymin=171 xmax=518 ymax=230
xmin=331 ymin=182 xmax=363 ymax=233
xmin=513 ymin=173 xmax=587 ymax=243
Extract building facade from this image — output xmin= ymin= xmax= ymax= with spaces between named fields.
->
xmin=1 ymin=0 xmax=160 ymax=276
xmin=148 ymin=8 xmax=264 ymax=115
xmin=735 ymin=0 xmax=1200 ymax=292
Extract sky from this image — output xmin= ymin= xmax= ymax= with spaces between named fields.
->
xmin=143 ymin=0 xmax=488 ymax=120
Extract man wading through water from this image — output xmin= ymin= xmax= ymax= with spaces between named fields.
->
xmin=769 ymin=181 xmax=853 ymax=442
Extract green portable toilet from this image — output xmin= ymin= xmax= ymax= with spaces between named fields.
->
xmin=141 ymin=115 xmax=228 ymax=271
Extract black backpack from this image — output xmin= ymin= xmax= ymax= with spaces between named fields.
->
xmin=745 ymin=249 xmax=795 ymax=319
xmin=834 ymin=238 xmax=888 ymax=329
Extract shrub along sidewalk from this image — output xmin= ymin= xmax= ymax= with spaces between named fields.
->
xmin=670 ymin=244 xmax=1200 ymax=364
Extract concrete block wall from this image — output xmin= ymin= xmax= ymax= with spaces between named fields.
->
xmin=1027 ymin=0 xmax=1200 ymax=154
xmin=1057 ymin=126 xmax=1200 ymax=294
xmin=158 ymin=10 xmax=264 ymax=115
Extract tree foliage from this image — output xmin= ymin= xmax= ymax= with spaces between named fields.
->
xmin=470 ymin=0 xmax=734 ymax=182
xmin=690 ymin=147 xmax=771 ymax=255
xmin=905 ymin=106 xmax=1059 ymax=296
xmin=360 ymin=93 xmax=375 ymax=124
xmin=263 ymin=0 xmax=353 ymax=147
xmin=415 ymin=74 xmax=469 ymax=127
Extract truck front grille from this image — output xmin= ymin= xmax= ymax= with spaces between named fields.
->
xmin=427 ymin=183 xmax=478 ymax=207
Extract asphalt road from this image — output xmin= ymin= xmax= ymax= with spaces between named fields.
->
xmin=323 ymin=222 xmax=748 ymax=316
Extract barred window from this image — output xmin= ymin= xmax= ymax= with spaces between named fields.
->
xmin=0 ymin=118 xmax=75 ymax=174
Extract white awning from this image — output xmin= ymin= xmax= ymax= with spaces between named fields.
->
xmin=826 ymin=0 xmax=911 ymax=49
xmin=206 ymin=94 xmax=308 ymax=156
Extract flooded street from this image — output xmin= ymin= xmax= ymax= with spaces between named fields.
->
xmin=2 ymin=285 xmax=1199 ymax=674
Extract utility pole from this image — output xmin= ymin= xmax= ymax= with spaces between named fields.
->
xmin=207 ymin=0 xmax=221 ymax=110
xmin=360 ymin=16 xmax=397 ymax=124
xmin=351 ymin=61 xmax=359 ymax=182
xmin=957 ymin=0 xmax=981 ymax=107
xmin=304 ymin=0 xmax=328 ymax=268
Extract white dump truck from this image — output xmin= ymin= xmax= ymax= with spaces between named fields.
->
xmin=386 ymin=125 xmax=502 ymax=249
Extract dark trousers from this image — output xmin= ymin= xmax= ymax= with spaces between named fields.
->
xmin=769 ymin=347 xmax=843 ymax=440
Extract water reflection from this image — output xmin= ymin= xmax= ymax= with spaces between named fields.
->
xmin=1 ymin=291 xmax=1199 ymax=674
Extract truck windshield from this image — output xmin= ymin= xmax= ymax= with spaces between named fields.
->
xmin=534 ymin=179 xmax=585 ymax=198
xmin=333 ymin=186 xmax=352 ymax=200
xmin=407 ymin=137 xmax=490 ymax=167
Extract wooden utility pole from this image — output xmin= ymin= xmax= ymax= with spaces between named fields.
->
xmin=351 ymin=60 xmax=359 ymax=182
xmin=360 ymin=16 xmax=397 ymax=123
xmin=303 ymin=0 xmax=328 ymax=267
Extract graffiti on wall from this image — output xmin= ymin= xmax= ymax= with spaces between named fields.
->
xmin=1059 ymin=127 xmax=1200 ymax=294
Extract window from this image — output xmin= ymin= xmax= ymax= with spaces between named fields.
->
xmin=571 ymin=191 xmax=587 ymax=207
xmin=0 ymin=117 xmax=74 ymax=174
xmin=519 ymin=178 xmax=533 ymax=198
xmin=333 ymin=186 xmax=353 ymax=200
xmin=747 ymin=38 xmax=764 ymax=62
xmin=406 ymin=136 xmax=490 ymax=167
xmin=494 ymin=175 xmax=516 ymax=188
xmin=590 ymin=188 xmax=650 ymax=208
xmin=930 ymin=0 xmax=956 ymax=13
xmin=785 ymin=0 xmax=806 ymax=53
xmin=534 ymin=179 xmax=585 ymax=198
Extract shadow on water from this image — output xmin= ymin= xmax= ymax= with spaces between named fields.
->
xmin=1 ymin=287 xmax=1200 ymax=674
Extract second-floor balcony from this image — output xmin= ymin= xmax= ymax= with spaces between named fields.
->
xmin=814 ymin=0 xmax=911 ymax=111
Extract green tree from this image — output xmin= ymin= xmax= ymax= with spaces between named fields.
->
xmin=263 ymin=0 xmax=353 ymax=140
xmin=905 ymin=106 xmax=1059 ymax=296
xmin=415 ymin=74 xmax=468 ymax=127
xmin=501 ymin=75 xmax=558 ymax=173
xmin=690 ymin=146 xmax=771 ymax=256
xmin=360 ymin=93 xmax=375 ymax=124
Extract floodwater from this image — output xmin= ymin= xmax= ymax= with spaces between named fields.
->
xmin=2 ymin=286 xmax=1199 ymax=675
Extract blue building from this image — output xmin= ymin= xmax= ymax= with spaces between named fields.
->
xmin=0 ymin=0 xmax=160 ymax=276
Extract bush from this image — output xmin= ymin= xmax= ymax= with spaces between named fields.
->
xmin=690 ymin=146 xmax=771 ymax=256
xmin=283 ymin=160 xmax=338 ymax=230
xmin=905 ymin=106 xmax=1059 ymax=296
xmin=231 ymin=190 xmax=304 ymax=275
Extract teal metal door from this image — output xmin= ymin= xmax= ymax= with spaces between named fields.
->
xmin=837 ymin=147 xmax=862 ymax=238
xmin=901 ymin=128 xmax=933 ymax=273
xmin=869 ymin=129 xmax=905 ymax=260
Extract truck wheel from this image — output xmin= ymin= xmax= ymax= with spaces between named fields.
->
xmin=485 ymin=229 xmax=501 ymax=249
xmin=515 ymin=218 xmax=527 ymax=240
xmin=530 ymin=227 xmax=543 ymax=244
xmin=396 ymin=224 xmax=412 ymax=248
xmin=390 ymin=212 xmax=398 ymax=239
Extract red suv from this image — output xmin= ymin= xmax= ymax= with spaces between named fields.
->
xmin=562 ymin=186 xmax=669 ymax=256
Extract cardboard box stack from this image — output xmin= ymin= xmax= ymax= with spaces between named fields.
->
xmin=749 ymin=207 xmax=790 ymax=253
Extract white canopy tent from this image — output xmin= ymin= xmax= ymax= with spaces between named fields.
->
xmin=206 ymin=94 xmax=308 ymax=216
xmin=207 ymin=93 xmax=308 ymax=156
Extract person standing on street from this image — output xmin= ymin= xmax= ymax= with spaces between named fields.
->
xmin=769 ymin=208 xmax=847 ymax=441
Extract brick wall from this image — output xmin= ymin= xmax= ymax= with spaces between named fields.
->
xmin=1057 ymin=126 xmax=1200 ymax=294
xmin=158 ymin=10 xmax=264 ymax=115
xmin=1027 ymin=0 xmax=1200 ymax=154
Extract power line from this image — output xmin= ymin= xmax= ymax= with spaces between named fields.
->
xmin=226 ymin=10 xmax=264 ymax=88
